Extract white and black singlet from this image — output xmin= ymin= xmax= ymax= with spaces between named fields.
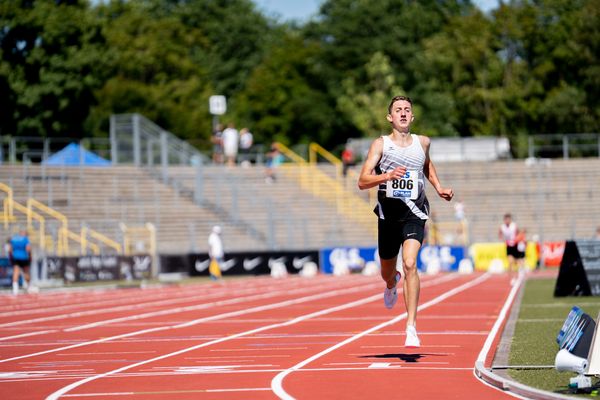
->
xmin=374 ymin=134 xmax=429 ymax=222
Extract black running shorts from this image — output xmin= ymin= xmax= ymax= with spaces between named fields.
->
xmin=378 ymin=218 xmax=426 ymax=260
xmin=13 ymin=259 xmax=30 ymax=269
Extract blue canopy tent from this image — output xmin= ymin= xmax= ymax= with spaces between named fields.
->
xmin=42 ymin=143 xmax=110 ymax=166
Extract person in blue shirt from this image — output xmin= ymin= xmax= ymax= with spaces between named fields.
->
xmin=9 ymin=229 xmax=31 ymax=295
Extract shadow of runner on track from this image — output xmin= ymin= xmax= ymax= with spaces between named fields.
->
xmin=359 ymin=353 xmax=448 ymax=363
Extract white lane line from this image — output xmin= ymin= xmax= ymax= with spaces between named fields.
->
xmin=0 ymin=275 xmax=288 ymax=316
xmin=472 ymin=271 xmax=526 ymax=399
xmin=2 ymin=279 xmax=380 ymax=364
xmin=476 ymin=272 xmax=524 ymax=364
xmin=271 ymin=273 xmax=492 ymax=400
xmin=44 ymin=274 xmax=460 ymax=400
xmin=368 ymin=363 xmax=390 ymax=368
xmin=60 ymin=388 xmax=273 ymax=397
xmin=0 ymin=365 xmax=481 ymax=384
xmin=66 ymin=278 xmax=361 ymax=332
xmin=207 ymin=388 xmax=272 ymax=392
xmin=0 ymin=278 xmax=317 ymax=330
xmin=0 ymin=330 xmax=58 ymax=341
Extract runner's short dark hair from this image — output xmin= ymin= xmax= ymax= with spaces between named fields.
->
xmin=388 ymin=96 xmax=413 ymax=114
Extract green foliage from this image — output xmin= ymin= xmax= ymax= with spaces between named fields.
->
xmin=1 ymin=0 xmax=598 ymax=152
xmin=0 ymin=0 xmax=109 ymax=137
xmin=234 ymin=33 xmax=335 ymax=146
xmin=337 ymin=52 xmax=403 ymax=136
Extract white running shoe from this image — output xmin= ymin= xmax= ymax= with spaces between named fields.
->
xmin=405 ymin=325 xmax=421 ymax=348
xmin=383 ymin=271 xmax=400 ymax=309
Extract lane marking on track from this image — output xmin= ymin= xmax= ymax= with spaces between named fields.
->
xmin=472 ymin=271 xmax=526 ymax=399
xmin=368 ymin=363 xmax=390 ymax=368
xmin=60 ymin=388 xmax=273 ymax=397
xmin=210 ymin=347 xmax=308 ymax=352
xmin=0 ymin=330 xmax=57 ymax=341
xmin=44 ymin=274 xmax=461 ymax=400
xmin=361 ymin=345 xmax=461 ymax=348
xmin=271 ymin=273 xmax=492 ymax=400
xmin=0 ymin=279 xmax=381 ymax=364
xmin=65 ymin=279 xmax=373 ymax=332
xmin=0 ymin=365 xmax=480 ymax=384
xmin=21 ymin=279 xmax=341 ymax=332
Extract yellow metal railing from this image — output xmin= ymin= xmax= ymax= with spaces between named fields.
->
xmin=82 ymin=226 xmax=123 ymax=254
xmin=27 ymin=197 xmax=69 ymax=253
xmin=61 ymin=227 xmax=100 ymax=255
xmin=1 ymin=182 xmax=134 ymax=257
xmin=277 ymin=143 xmax=374 ymax=233
xmin=0 ymin=182 xmax=15 ymax=228
xmin=309 ymin=142 xmax=343 ymax=175
xmin=308 ymin=142 xmax=377 ymax=205
xmin=120 ymin=222 xmax=156 ymax=255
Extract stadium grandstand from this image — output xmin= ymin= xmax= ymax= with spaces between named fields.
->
xmin=1 ymin=115 xmax=600 ymax=277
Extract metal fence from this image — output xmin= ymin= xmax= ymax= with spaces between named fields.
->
xmin=528 ymin=133 xmax=600 ymax=159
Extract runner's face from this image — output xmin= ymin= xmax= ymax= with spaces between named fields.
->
xmin=387 ymin=100 xmax=413 ymax=130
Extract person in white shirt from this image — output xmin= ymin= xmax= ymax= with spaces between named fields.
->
xmin=499 ymin=213 xmax=518 ymax=272
xmin=222 ymin=123 xmax=239 ymax=167
xmin=208 ymin=226 xmax=224 ymax=280
xmin=239 ymin=127 xmax=254 ymax=167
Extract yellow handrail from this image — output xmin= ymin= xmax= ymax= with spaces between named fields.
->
xmin=83 ymin=226 xmax=123 ymax=254
xmin=275 ymin=142 xmax=307 ymax=164
xmin=27 ymin=198 xmax=69 ymax=253
xmin=309 ymin=142 xmax=343 ymax=167
xmin=120 ymin=222 xmax=156 ymax=255
xmin=276 ymin=143 xmax=375 ymax=235
xmin=61 ymin=227 xmax=100 ymax=255
xmin=309 ymin=143 xmax=378 ymax=205
xmin=0 ymin=182 xmax=15 ymax=228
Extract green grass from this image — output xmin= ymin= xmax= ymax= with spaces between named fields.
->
xmin=509 ymin=277 xmax=600 ymax=395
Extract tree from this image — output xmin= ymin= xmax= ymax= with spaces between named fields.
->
xmin=337 ymin=52 xmax=404 ymax=137
xmin=0 ymin=0 xmax=108 ymax=138
xmin=234 ymin=33 xmax=335 ymax=146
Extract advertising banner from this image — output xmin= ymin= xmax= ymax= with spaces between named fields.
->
xmin=320 ymin=247 xmax=378 ymax=275
xmin=417 ymin=245 xmax=464 ymax=272
xmin=470 ymin=242 xmax=538 ymax=271
xmin=542 ymin=241 xmax=565 ymax=267
xmin=184 ymin=250 xmax=319 ymax=277
xmin=39 ymin=255 xmax=152 ymax=283
xmin=320 ymin=245 xmax=466 ymax=274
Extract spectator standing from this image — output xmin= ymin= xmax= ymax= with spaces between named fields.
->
xmin=454 ymin=199 xmax=466 ymax=242
xmin=515 ymin=228 xmax=527 ymax=271
xmin=211 ymin=123 xmax=224 ymax=164
xmin=222 ymin=123 xmax=239 ymax=167
xmin=265 ymin=142 xmax=283 ymax=184
xmin=341 ymin=144 xmax=356 ymax=177
xmin=9 ymin=229 xmax=32 ymax=295
xmin=239 ymin=127 xmax=254 ymax=167
xmin=208 ymin=226 xmax=223 ymax=280
xmin=499 ymin=213 xmax=518 ymax=272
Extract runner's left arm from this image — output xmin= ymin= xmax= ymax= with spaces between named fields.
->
xmin=420 ymin=136 xmax=453 ymax=201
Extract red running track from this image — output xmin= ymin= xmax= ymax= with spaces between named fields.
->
xmin=0 ymin=272 xmax=520 ymax=399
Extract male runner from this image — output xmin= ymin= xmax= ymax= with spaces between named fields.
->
xmin=358 ymin=95 xmax=453 ymax=347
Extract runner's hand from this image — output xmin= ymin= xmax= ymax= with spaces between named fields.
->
xmin=386 ymin=166 xmax=407 ymax=181
xmin=437 ymin=188 xmax=454 ymax=201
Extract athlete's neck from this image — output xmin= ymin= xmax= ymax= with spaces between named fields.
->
xmin=389 ymin=130 xmax=412 ymax=145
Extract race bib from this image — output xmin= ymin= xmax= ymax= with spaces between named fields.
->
xmin=386 ymin=170 xmax=418 ymax=200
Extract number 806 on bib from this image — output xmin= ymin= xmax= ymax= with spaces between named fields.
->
xmin=386 ymin=170 xmax=418 ymax=200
